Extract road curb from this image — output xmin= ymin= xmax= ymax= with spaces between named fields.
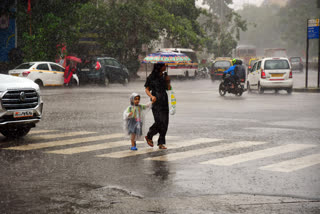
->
xmin=293 ymin=88 xmax=320 ymax=93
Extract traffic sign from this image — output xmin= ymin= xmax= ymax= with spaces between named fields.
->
xmin=308 ymin=19 xmax=319 ymax=39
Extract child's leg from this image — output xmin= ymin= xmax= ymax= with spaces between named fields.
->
xmin=131 ymin=134 xmax=136 ymax=147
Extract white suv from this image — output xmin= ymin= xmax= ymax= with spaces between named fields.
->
xmin=0 ymin=74 xmax=43 ymax=138
xmin=247 ymin=57 xmax=293 ymax=94
xmin=8 ymin=61 xmax=79 ymax=87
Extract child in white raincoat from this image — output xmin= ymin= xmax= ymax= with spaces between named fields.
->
xmin=123 ymin=93 xmax=152 ymax=150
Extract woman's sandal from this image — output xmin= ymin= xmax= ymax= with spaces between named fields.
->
xmin=158 ymin=144 xmax=167 ymax=149
xmin=145 ymin=136 xmax=154 ymax=147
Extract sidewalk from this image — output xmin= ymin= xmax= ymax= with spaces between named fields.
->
xmin=293 ymin=87 xmax=320 ymax=93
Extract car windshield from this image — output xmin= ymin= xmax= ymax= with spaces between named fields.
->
xmin=290 ymin=57 xmax=300 ymax=62
xmin=250 ymin=60 xmax=258 ymax=66
xmin=264 ymin=60 xmax=290 ymax=70
xmin=15 ymin=63 xmax=35 ymax=69
xmin=214 ymin=61 xmax=231 ymax=68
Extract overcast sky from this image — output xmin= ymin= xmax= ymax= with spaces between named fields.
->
xmin=196 ymin=0 xmax=264 ymax=10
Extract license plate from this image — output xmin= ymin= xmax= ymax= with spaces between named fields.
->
xmin=271 ymin=73 xmax=283 ymax=77
xmin=11 ymin=74 xmax=19 ymax=77
xmin=14 ymin=110 xmax=33 ymax=118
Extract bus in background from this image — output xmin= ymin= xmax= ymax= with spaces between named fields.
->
xmin=159 ymin=48 xmax=198 ymax=78
xmin=232 ymin=45 xmax=256 ymax=65
xmin=264 ymin=48 xmax=288 ymax=58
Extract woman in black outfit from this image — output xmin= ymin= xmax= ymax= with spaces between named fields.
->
xmin=144 ymin=63 xmax=171 ymax=149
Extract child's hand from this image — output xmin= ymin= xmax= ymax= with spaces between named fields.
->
xmin=128 ymin=112 xmax=133 ymax=117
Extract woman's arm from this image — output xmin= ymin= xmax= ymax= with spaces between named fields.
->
xmin=165 ymin=74 xmax=171 ymax=90
xmin=145 ymin=87 xmax=157 ymax=103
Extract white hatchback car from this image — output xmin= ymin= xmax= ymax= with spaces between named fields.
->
xmin=247 ymin=57 xmax=293 ymax=94
xmin=8 ymin=61 xmax=79 ymax=87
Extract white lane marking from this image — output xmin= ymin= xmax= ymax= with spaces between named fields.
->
xmin=4 ymin=133 xmax=124 ymax=151
xmin=29 ymin=130 xmax=58 ymax=134
xmin=45 ymin=135 xmax=181 ymax=154
xmin=29 ymin=131 xmax=96 ymax=140
xmin=260 ymin=153 xmax=320 ymax=172
xmin=145 ymin=141 xmax=268 ymax=161
xmin=97 ymin=138 xmax=223 ymax=158
xmin=200 ymin=144 xmax=317 ymax=166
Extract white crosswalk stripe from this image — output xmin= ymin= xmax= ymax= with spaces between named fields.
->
xmin=97 ymin=138 xmax=223 ymax=158
xmin=4 ymin=133 xmax=124 ymax=151
xmin=29 ymin=130 xmax=58 ymax=134
xmin=45 ymin=136 xmax=180 ymax=155
xmin=260 ymin=153 xmax=320 ymax=172
xmin=145 ymin=141 xmax=268 ymax=162
xmin=200 ymin=144 xmax=317 ymax=166
xmin=2 ymin=129 xmax=319 ymax=173
xmin=29 ymin=131 xmax=96 ymax=140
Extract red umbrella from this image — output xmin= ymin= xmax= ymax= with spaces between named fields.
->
xmin=66 ymin=56 xmax=82 ymax=63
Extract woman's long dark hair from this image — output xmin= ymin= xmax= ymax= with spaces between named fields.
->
xmin=150 ymin=63 xmax=166 ymax=79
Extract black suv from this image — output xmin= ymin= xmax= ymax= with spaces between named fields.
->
xmin=78 ymin=57 xmax=129 ymax=86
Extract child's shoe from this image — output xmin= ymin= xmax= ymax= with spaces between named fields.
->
xmin=130 ymin=146 xmax=138 ymax=151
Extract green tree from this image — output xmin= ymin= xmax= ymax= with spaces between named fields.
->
xmin=17 ymin=0 xmax=84 ymax=62
xmin=79 ymin=0 xmax=206 ymax=76
xmin=200 ymin=0 xmax=247 ymax=57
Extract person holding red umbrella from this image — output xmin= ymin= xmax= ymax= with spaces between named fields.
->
xmin=144 ymin=63 xmax=171 ymax=149
xmin=64 ymin=60 xmax=76 ymax=87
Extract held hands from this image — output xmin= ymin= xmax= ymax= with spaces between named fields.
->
xmin=151 ymin=96 xmax=157 ymax=103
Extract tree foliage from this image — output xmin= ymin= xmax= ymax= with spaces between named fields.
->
xmin=199 ymin=0 xmax=247 ymax=57
xmin=17 ymin=0 xmax=83 ymax=62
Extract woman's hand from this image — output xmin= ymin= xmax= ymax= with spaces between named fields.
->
xmin=151 ymin=95 xmax=157 ymax=103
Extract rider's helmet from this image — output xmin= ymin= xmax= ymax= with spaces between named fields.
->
xmin=232 ymin=58 xmax=237 ymax=65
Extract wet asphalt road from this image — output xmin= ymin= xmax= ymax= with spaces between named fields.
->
xmin=0 ymin=71 xmax=320 ymax=213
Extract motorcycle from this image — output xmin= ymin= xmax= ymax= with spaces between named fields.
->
xmin=219 ymin=74 xmax=245 ymax=96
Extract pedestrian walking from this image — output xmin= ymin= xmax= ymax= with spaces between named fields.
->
xmin=123 ymin=93 xmax=152 ymax=151
xmin=64 ymin=61 xmax=75 ymax=86
xmin=144 ymin=63 xmax=171 ymax=149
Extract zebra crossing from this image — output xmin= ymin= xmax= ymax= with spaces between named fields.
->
xmin=2 ymin=129 xmax=320 ymax=173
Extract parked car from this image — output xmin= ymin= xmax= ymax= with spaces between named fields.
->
xmin=289 ymin=56 xmax=303 ymax=72
xmin=78 ymin=57 xmax=129 ymax=86
xmin=0 ymin=74 xmax=43 ymax=138
xmin=210 ymin=57 xmax=232 ymax=81
xmin=8 ymin=61 xmax=79 ymax=87
xmin=247 ymin=57 xmax=293 ymax=94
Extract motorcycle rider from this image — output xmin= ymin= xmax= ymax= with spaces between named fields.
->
xmin=236 ymin=59 xmax=246 ymax=83
xmin=223 ymin=58 xmax=240 ymax=90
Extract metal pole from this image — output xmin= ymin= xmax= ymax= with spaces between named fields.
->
xmin=306 ymin=19 xmax=309 ymax=88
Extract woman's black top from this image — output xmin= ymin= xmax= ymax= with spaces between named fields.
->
xmin=144 ymin=74 xmax=169 ymax=112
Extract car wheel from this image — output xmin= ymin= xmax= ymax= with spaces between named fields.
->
xmin=247 ymin=82 xmax=251 ymax=93
xmin=0 ymin=126 xmax=31 ymax=138
xmin=123 ymin=77 xmax=129 ymax=86
xmin=258 ymin=83 xmax=264 ymax=94
xmin=35 ymin=79 xmax=44 ymax=88
xmin=287 ymin=88 xmax=292 ymax=94
xmin=219 ymin=82 xmax=226 ymax=96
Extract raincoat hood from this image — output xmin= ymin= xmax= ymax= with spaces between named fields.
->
xmin=130 ymin=92 xmax=140 ymax=105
